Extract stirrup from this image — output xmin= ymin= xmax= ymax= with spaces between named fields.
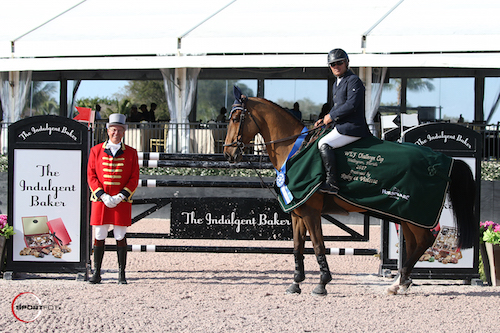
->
xmin=319 ymin=182 xmax=338 ymax=194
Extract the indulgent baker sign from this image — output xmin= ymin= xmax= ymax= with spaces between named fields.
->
xmin=381 ymin=122 xmax=481 ymax=280
xmin=171 ymin=198 xmax=292 ymax=240
xmin=6 ymin=115 xmax=89 ymax=275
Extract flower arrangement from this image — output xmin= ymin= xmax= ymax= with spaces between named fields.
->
xmin=0 ymin=214 xmax=15 ymax=239
xmin=480 ymin=221 xmax=500 ymax=245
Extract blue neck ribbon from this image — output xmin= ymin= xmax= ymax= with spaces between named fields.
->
xmin=275 ymin=127 xmax=308 ymax=204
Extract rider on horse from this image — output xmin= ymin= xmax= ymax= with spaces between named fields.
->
xmin=314 ymin=48 xmax=372 ymax=194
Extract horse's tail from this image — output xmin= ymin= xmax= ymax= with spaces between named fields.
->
xmin=448 ymin=159 xmax=477 ymax=249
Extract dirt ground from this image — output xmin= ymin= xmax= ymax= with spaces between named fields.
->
xmin=1 ymin=221 xmax=499 ymax=333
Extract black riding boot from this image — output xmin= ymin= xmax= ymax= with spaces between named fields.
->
xmin=89 ymin=240 xmax=105 ymax=284
xmin=117 ymin=238 xmax=127 ymax=284
xmin=317 ymin=254 xmax=332 ymax=285
xmin=319 ymin=144 xmax=339 ymax=194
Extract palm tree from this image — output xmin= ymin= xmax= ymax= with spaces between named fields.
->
xmin=38 ymin=99 xmax=59 ymax=115
xmin=384 ymin=78 xmax=435 ymax=106
xmin=23 ymin=81 xmax=58 ymax=117
xmin=116 ymin=98 xmax=131 ymax=116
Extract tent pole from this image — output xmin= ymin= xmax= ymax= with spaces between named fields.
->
xmin=474 ymin=73 xmax=485 ymax=124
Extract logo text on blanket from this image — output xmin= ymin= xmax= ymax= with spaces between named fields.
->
xmin=381 ymin=187 xmax=410 ymax=201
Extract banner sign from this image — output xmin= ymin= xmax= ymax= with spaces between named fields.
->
xmin=171 ymin=198 xmax=292 ymax=240
xmin=380 ymin=122 xmax=481 ymax=280
xmin=402 ymin=122 xmax=480 ymax=154
xmin=6 ymin=115 xmax=89 ymax=274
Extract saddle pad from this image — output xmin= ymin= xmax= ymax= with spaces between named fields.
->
xmin=276 ymin=136 xmax=453 ymax=228
xmin=22 ymin=216 xmax=49 ymax=235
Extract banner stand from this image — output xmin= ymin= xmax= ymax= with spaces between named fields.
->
xmin=379 ymin=123 xmax=481 ymax=281
xmin=4 ymin=115 xmax=90 ymax=280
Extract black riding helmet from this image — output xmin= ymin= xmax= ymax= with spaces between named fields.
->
xmin=327 ymin=48 xmax=349 ymax=65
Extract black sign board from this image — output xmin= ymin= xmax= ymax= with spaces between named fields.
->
xmin=380 ymin=123 xmax=481 ymax=280
xmin=171 ymin=197 xmax=292 ymax=240
xmin=6 ymin=115 xmax=90 ymax=276
xmin=402 ymin=122 xmax=480 ymax=155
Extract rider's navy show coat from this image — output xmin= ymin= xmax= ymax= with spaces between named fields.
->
xmin=329 ymin=69 xmax=372 ymax=138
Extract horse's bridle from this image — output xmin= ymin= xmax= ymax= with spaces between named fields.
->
xmin=223 ymin=95 xmax=326 ymax=217
xmin=223 ymin=96 xmax=321 ymax=152
xmin=223 ymin=95 xmax=255 ymax=153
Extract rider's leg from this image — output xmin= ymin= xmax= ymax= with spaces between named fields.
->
xmin=318 ymin=128 xmax=361 ymax=194
xmin=318 ymin=144 xmax=339 ymax=194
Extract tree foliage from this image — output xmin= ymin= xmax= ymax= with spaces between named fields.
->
xmin=407 ymin=79 xmax=435 ymax=92
xmin=22 ymin=81 xmax=59 ymax=117
xmin=76 ymin=97 xmax=120 ymax=119
xmin=75 ymin=81 xmax=169 ymax=120
xmin=196 ymin=80 xmax=254 ymax=122
xmin=276 ymin=97 xmax=324 ymax=122
xmin=123 ymin=80 xmax=169 ymax=120
xmin=382 ymin=78 xmax=435 ymax=107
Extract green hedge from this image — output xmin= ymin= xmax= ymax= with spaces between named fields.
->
xmin=0 ymin=155 xmax=6 ymax=173
xmin=140 ymin=166 xmax=275 ymax=177
xmin=481 ymin=161 xmax=500 ymax=181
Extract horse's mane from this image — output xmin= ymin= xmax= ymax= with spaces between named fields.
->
xmin=250 ymin=97 xmax=304 ymax=126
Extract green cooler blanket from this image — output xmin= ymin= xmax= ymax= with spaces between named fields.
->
xmin=275 ymin=135 xmax=453 ymax=228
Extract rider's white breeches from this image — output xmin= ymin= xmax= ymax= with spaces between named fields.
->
xmin=318 ymin=127 xmax=361 ymax=149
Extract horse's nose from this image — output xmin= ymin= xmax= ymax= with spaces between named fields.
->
xmin=224 ymin=151 xmax=233 ymax=163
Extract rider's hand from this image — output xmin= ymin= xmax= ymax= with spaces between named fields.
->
xmin=323 ymin=114 xmax=333 ymax=125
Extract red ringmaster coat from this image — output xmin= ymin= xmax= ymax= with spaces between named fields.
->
xmin=87 ymin=141 xmax=139 ymax=226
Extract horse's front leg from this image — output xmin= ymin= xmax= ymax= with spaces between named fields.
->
xmin=311 ymin=239 xmax=332 ymax=296
xmin=300 ymin=203 xmax=332 ymax=296
xmin=285 ymin=212 xmax=306 ymax=295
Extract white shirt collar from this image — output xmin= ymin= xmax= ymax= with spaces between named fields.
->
xmin=106 ymin=141 xmax=122 ymax=156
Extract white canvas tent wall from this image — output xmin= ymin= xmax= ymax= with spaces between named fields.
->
xmin=1 ymin=0 xmax=500 ymax=152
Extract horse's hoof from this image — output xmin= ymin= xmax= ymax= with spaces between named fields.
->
xmin=311 ymin=284 xmax=328 ymax=296
xmin=387 ymin=285 xmax=399 ymax=295
xmin=285 ymin=283 xmax=301 ymax=295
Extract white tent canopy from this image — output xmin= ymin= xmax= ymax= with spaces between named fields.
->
xmin=1 ymin=0 xmax=500 ymax=70
xmin=1 ymin=0 xmax=500 ymax=154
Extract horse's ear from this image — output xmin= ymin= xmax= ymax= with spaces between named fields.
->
xmin=233 ymin=86 xmax=248 ymax=106
xmin=233 ymin=85 xmax=243 ymax=101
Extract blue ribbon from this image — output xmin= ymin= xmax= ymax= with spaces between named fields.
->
xmin=276 ymin=127 xmax=308 ymax=204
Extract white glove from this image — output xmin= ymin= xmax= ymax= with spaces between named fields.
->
xmin=111 ymin=193 xmax=126 ymax=206
xmin=101 ymin=193 xmax=117 ymax=208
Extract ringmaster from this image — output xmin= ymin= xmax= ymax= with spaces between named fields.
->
xmin=87 ymin=113 xmax=139 ymax=284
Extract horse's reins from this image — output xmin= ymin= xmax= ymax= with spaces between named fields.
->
xmin=223 ymin=98 xmax=326 ymax=150
xmin=223 ymin=97 xmax=328 ymax=220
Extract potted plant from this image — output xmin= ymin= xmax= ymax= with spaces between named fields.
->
xmin=480 ymin=221 xmax=500 ymax=286
xmin=0 ymin=214 xmax=15 ymax=272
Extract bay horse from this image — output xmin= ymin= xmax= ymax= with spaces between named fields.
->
xmin=223 ymin=95 xmax=477 ymax=296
